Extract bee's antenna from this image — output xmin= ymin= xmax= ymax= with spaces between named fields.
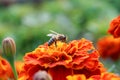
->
xmin=49 ymin=30 xmax=59 ymax=34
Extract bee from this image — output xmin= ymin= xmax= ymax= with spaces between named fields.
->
xmin=47 ymin=30 xmax=67 ymax=46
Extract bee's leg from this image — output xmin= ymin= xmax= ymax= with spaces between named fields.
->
xmin=55 ymin=41 xmax=57 ymax=47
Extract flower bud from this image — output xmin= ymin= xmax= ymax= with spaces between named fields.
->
xmin=33 ymin=70 xmax=52 ymax=80
xmin=2 ymin=37 xmax=16 ymax=56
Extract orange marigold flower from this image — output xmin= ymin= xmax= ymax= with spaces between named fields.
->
xmin=67 ymin=72 xmax=120 ymax=80
xmin=97 ymin=36 xmax=120 ymax=60
xmin=108 ymin=16 xmax=120 ymax=38
xmin=0 ymin=56 xmax=14 ymax=80
xmin=20 ymin=38 xmax=105 ymax=80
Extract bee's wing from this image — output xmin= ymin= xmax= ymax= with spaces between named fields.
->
xmin=47 ymin=33 xmax=56 ymax=37
xmin=50 ymin=30 xmax=59 ymax=35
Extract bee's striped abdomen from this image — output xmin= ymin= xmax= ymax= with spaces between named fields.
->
xmin=48 ymin=38 xmax=56 ymax=46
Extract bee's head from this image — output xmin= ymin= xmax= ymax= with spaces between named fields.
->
xmin=58 ymin=34 xmax=67 ymax=42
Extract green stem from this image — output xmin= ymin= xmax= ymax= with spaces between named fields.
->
xmin=7 ymin=56 xmax=18 ymax=80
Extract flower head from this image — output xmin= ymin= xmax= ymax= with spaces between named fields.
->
xmin=2 ymin=37 xmax=16 ymax=57
xmin=19 ymin=38 xmax=105 ymax=80
xmin=97 ymin=36 xmax=120 ymax=60
xmin=108 ymin=16 xmax=120 ymax=38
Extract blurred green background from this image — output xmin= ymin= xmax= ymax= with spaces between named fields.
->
xmin=0 ymin=0 xmax=120 ymax=74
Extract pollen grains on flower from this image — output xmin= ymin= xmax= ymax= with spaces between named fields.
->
xmin=20 ymin=38 xmax=105 ymax=80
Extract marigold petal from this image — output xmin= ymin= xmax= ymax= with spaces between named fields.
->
xmin=24 ymin=53 xmax=41 ymax=65
xmin=66 ymin=74 xmax=86 ymax=80
xmin=114 ymin=26 xmax=120 ymax=38
xmin=15 ymin=61 xmax=24 ymax=74
xmin=88 ymin=72 xmax=120 ymax=80
xmin=48 ymin=66 xmax=73 ymax=80
xmin=74 ymin=68 xmax=101 ymax=78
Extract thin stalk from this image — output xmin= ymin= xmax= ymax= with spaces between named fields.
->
xmin=7 ymin=56 xmax=18 ymax=80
